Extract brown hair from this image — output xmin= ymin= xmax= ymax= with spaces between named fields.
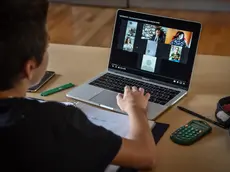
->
xmin=125 ymin=37 xmax=131 ymax=44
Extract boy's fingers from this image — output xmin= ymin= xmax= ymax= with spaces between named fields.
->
xmin=117 ymin=93 xmax=124 ymax=100
xmin=124 ymin=86 xmax=131 ymax=96
xmin=145 ymin=93 xmax=151 ymax=100
xmin=132 ymin=86 xmax=138 ymax=92
xmin=139 ymin=88 xmax=144 ymax=95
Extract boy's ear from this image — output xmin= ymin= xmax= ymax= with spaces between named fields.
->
xmin=24 ymin=58 xmax=37 ymax=80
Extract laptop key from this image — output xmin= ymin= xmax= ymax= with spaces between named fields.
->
xmin=89 ymin=73 xmax=180 ymax=105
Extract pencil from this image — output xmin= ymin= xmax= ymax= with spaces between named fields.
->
xmin=177 ymin=106 xmax=228 ymax=130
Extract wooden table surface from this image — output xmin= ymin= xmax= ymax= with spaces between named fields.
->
xmin=27 ymin=44 xmax=230 ymax=172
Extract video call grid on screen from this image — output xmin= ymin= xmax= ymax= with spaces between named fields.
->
xmin=109 ymin=11 xmax=201 ymax=88
xmin=121 ymin=19 xmax=193 ymax=66
xmin=117 ymin=17 xmax=192 ymax=78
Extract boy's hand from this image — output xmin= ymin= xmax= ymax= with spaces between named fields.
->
xmin=116 ymin=86 xmax=150 ymax=114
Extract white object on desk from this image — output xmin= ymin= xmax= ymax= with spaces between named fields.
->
xmin=75 ymin=102 xmax=156 ymax=138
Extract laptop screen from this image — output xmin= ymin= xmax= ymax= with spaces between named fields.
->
xmin=109 ymin=10 xmax=201 ymax=90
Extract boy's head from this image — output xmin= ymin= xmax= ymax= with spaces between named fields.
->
xmin=0 ymin=0 xmax=49 ymax=91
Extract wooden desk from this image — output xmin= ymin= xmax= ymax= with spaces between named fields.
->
xmin=28 ymin=44 xmax=230 ymax=172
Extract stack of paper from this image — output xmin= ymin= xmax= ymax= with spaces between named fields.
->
xmin=75 ymin=102 xmax=156 ymax=138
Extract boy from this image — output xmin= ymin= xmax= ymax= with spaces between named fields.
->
xmin=0 ymin=0 xmax=156 ymax=171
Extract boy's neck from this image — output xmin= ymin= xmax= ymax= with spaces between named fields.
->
xmin=0 ymin=83 xmax=27 ymax=99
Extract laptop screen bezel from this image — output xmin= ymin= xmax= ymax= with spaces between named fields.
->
xmin=108 ymin=9 xmax=202 ymax=91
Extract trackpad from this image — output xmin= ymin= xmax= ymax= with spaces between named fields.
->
xmin=90 ymin=90 xmax=120 ymax=110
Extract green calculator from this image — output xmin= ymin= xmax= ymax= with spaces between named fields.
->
xmin=170 ymin=120 xmax=212 ymax=145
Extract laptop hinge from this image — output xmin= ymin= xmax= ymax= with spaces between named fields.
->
xmin=108 ymin=68 xmax=188 ymax=91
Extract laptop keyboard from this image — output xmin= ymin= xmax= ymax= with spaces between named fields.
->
xmin=89 ymin=73 xmax=180 ymax=105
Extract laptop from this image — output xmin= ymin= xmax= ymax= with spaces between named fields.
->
xmin=66 ymin=9 xmax=202 ymax=120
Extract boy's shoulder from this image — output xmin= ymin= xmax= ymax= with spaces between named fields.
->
xmin=0 ymin=97 xmax=88 ymax=130
xmin=22 ymin=98 xmax=80 ymax=117
xmin=0 ymin=97 xmax=80 ymax=121
xmin=24 ymin=98 xmax=75 ymax=109
xmin=14 ymin=97 xmax=75 ymax=111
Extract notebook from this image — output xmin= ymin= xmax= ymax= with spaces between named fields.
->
xmin=74 ymin=102 xmax=156 ymax=138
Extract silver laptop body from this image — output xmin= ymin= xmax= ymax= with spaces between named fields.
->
xmin=66 ymin=10 xmax=201 ymax=120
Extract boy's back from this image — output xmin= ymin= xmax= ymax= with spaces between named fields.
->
xmin=1 ymin=98 xmax=121 ymax=171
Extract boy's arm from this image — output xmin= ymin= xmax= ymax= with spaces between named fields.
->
xmin=112 ymin=110 xmax=156 ymax=170
xmin=112 ymin=86 xmax=156 ymax=170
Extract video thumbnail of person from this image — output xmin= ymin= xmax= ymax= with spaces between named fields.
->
xmin=142 ymin=24 xmax=155 ymax=40
xmin=145 ymin=40 xmax=158 ymax=57
xmin=169 ymin=45 xmax=183 ymax=63
xmin=165 ymin=28 xmax=193 ymax=48
xmin=142 ymin=24 xmax=167 ymax=43
xmin=141 ymin=55 xmax=157 ymax=73
xmin=123 ymin=20 xmax=138 ymax=52
xmin=123 ymin=36 xmax=135 ymax=52
xmin=125 ymin=20 xmax=138 ymax=37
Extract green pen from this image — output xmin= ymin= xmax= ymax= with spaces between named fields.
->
xmin=41 ymin=83 xmax=75 ymax=96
